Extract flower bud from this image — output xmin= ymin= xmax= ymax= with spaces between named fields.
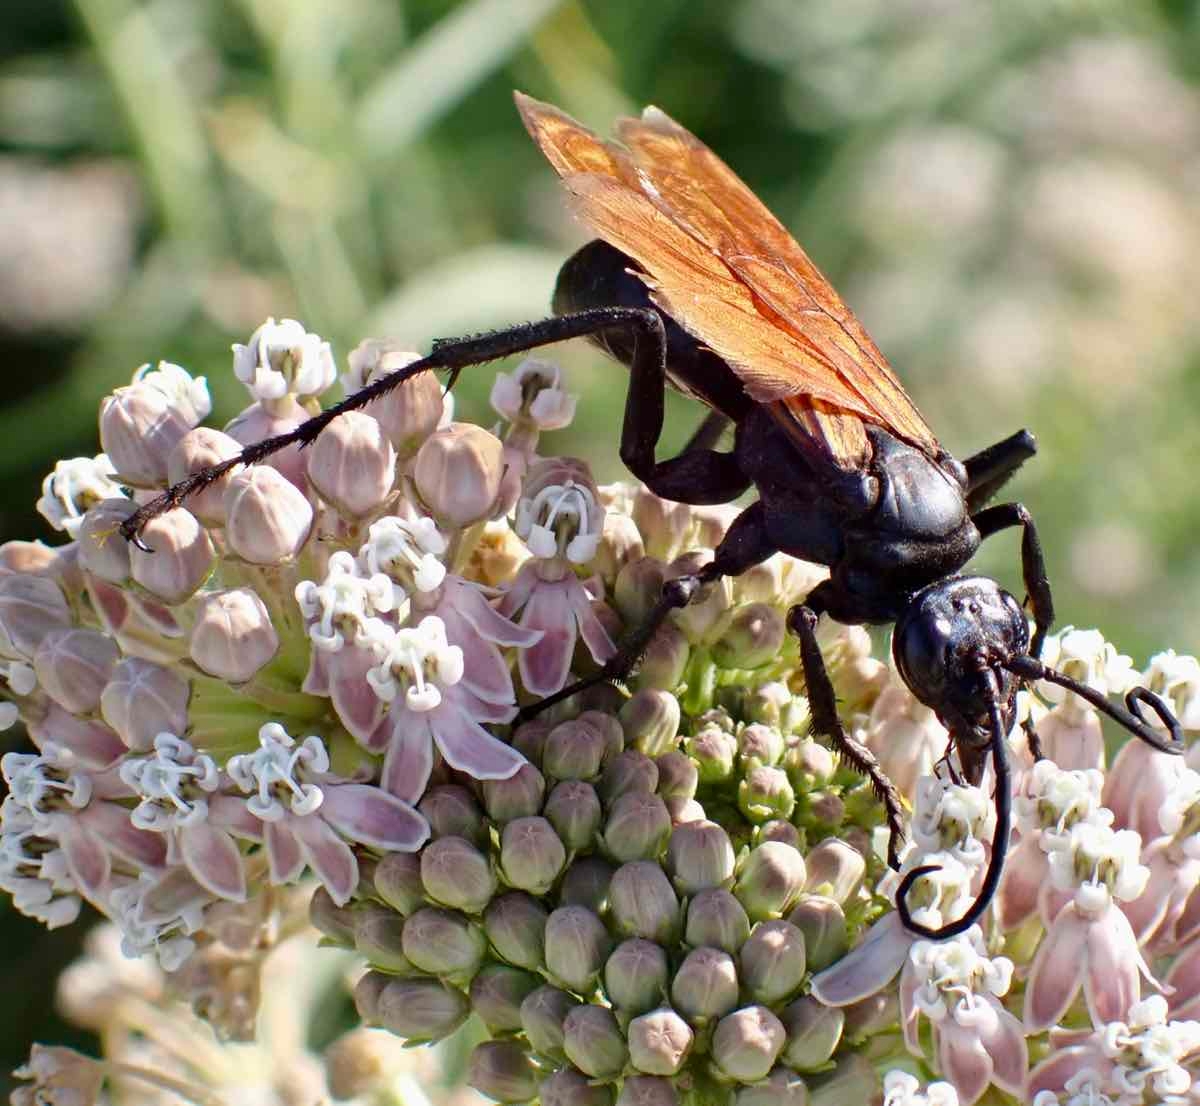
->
xmin=401 ymin=907 xmax=486 ymax=984
xmin=674 ymin=947 xmax=740 ymax=1023
xmin=738 ymin=765 xmax=796 ymax=823
xmin=785 ymin=896 xmax=846 ymax=972
xmin=603 ymin=792 xmax=672 ymax=863
xmin=484 ymin=891 xmax=547 ymax=971
xmin=189 ymin=588 xmax=278 ymax=681
xmin=805 ymin=791 xmax=844 ymax=831
xmin=0 ymin=573 xmax=72 ymax=659
xmin=353 ymin=970 xmax=391 ymax=1023
xmin=712 ymin=1005 xmax=787 ymax=1084
xmin=801 ymin=840 xmax=864 ymax=904
xmin=375 ymin=977 xmax=470 ymax=1041
xmin=224 ymin=399 xmax=308 ymax=491
xmin=544 ymin=905 xmax=611 ymax=994
xmin=539 ymin=1067 xmax=614 ymax=1106
xmin=735 ymin=1067 xmax=809 ymax=1106
xmin=562 ymin=1004 xmax=627 ymax=1079
xmin=310 ymin=886 xmax=357 ymax=946
xmin=510 ymin=717 xmax=551 ymax=766
xmin=100 ymin=378 xmax=198 ymax=487
xmin=604 ymin=938 xmax=668 ymax=1014
xmin=634 ymin=621 xmax=689 ymax=692
xmin=617 ymin=1076 xmax=679 ymax=1106
xmin=559 ymin=856 xmax=614 ymax=913
xmin=166 ymin=427 xmax=242 ymax=527
xmin=780 ymin=997 xmax=843 ymax=1072
xmin=578 ymin=710 xmax=625 ymax=761
xmin=737 ymin=724 xmax=784 ymax=768
xmin=128 ymin=509 xmax=214 ymax=604
xmin=665 ymin=796 xmax=706 ymax=825
xmin=307 ymin=410 xmax=396 ymax=518
xmin=842 ymin=992 xmax=898 ymax=1039
xmin=743 ymin=682 xmax=809 ymax=734
xmin=806 ymin=1055 xmax=877 ymax=1106
xmin=343 ymin=343 xmax=444 ymax=457
xmin=784 ymin=739 xmax=834 ymax=790
xmin=735 ymin=842 xmax=806 ymax=921
xmin=712 ymin=602 xmax=785 ymax=670
xmin=353 ymin=905 xmax=411 ymax=972
xmin=420 ymin=835 xmax=496 ymax=914
xmin=544 ymin=780 xmax=602 ymax=850
xmin=482 ymin=763 xmax=546 ymax=825
xmin=614 ymin=557 xmax=670 ymax=625
xmin=413 ymin=423 xmax=503 ymax=528
xmin=224 ymin=467 xmax=313 ymax=564
xmin=685 ymin=726 xmax=737 ymax=784
xmin=544 ymin=717 xmax=609 ymax=781
xmin=627 ymin=1007 xmax=693 ymax=1076
xmin=609 ymin=861 xmax=679 ymax=943
xmin=374 ymin=852 xmax=425 ymax=916
xmin=666 ymin=820 xmax=736 ymax=896
xmin=600 ymin=750 xmax=659 ymax=806
xmin=683 ymin=891 xmax=751 ymax=960
xmin=594 ymin=512 xmax=645 ymax=584
xmin=620 ymin=688 xmax=681 ymax=757
xmin=324 ymin=1028 xmax=402 ymax=1101
xmin=96 ymin=657 xmax=187 ymax=752
xmin=757 ymin=820 xmax=802 ymax=849
xmin=469 ymin=963 xmax=541 ymax=1034
xmin=671 ymin=563 xmax=732 ymax=644
xmin=32 ymin=628 xmax=118 ymax=714
xmin=419 ymin=784 xmax=486 ymax=845
xmin=520 ymin=985 xmax=579 ymax=1060
xmin=500 ymin=816 xmax=566 ymax=895
xmin=739 ymin=920 xmax=806 ymax=1005
xmin=468 ymin=1040 xmax=538 ymax=1103
xmin=76 ymin=499 xmax=136 ymax=583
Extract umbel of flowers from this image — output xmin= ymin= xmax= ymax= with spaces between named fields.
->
xmin=3 ymin=319 xmax=1199 ymax=1106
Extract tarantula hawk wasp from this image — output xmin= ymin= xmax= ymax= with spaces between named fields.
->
xmin=121 ymin=94 xmax=1187 ymax=940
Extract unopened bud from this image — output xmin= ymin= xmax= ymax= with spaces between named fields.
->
xmin=520 ymin=985 xmax=579 ymax=1060
xmin=684 ymin=889 xmax=751 ymax=954
xmin=655 ymin=752 xmax=698 ymax=801
xmin=786 ymin=896 xmax=847 ymax=972
xmin=604 ymin=938 xmax=668 ymax=1014
xmin=539 ymin=1067 xmax=614 ymax=1106
xmin=780 ymin=997 xmax=844 ymax=1072
xmin=634 ymin=621 xmax=689 ymax=692
xmin=324 ymin=1028 xmax=401 ymax=1102
xmin=600 ymin=750 xmax=659 ymax=806
xmin=805 ymin=790 xmax=845 ymax=831
xmin=614 ymin=557 xmax=670 ymax=625
xmin=419 ymin=784 xmax=486 ymax=845
xmin=420 ymin=835 xmax=496 ymax=914
xmin=33 ymin=628 xmax=118 ymax=714
xmin=482 ymin=763 xmax=546 ymax=825
xmin=353 ymin=970 xmax=391 ymax=1023
xmin=225 ymin=399 xmax=308 ymax=491
xmin=594 ymin=512 xmax=645 ymax=583
xmin=374 ymin=852 xmax=425 ymax=916
xmin=376 ymin=977 xmax=469 ymax=1041
xmin=559 ymin=856 xmax=614 ymax=914
xmin=757 ymin=820 xmax=802 ymax=850
xmin=628 ymin=1007 xmax=693 ymax=1076
xmin=735 ymin=1066 xmax=809 ymax=1106
xmin=510 ymin=717 xmax=551 ymax=766
xmin=401 ymin=907 xmax=485 ymax=984
xmin=712 ymin=1005 xmax=787 ymax=1084
xmin=671 ymin=946 xmax=739 ymax=1023
xmin=100 ymin=377 xmax=198 ymax=487
xmin=665 ymin=796 xmax=706 ymax=824
xmin=603 ymin=792 xmax=672 ymax=863
xmin=99 ymin=657 xmax=188 ymax=752
xmin=672 ymin=564 xmax=733 ymax=645
xmin=802 ymin=839 xmax=865 ymax=904
xmin=744 ymin=681 xmax=809 ymax=734
xmin=738 ymin=724 xmax=784 ymax=768
xmin=620 ymin=688 xmax=681 ymax=757
xmin=686 ymin=726 xmax=737 ymax=784
xmin=712 ymin=602 xmax=785 ymax=670
xmin=544 ymin=780 xmax=602 ymax=850
xmin=484 ymin=891 xmax=547 ymax=971
xmin=740 ymin=920 xmax=806 ymax=1005
xmin=578 ymin=709 xmax=625 ymax=761
xmin=167 ymin=428 xmax=242 ymax=527
xmin=0 ymin=574 xmax=72 ymax=660
xmin=354 ymin=905 xmax=410 ymax=972
xmin=563 ymin=1004 xmax=627 ymax=1079
xmin=224 ymin=466 xmax=313 ymax=564
xmin=738 ymin=765 xmax=796 ymax=823
xmin=784 ymin=738 xmax=834 ymax=790
xmin=77 ymin=499 xmax=137 ymax=583
xmin=310 ymin=886 xmax=357 ymax=946
xmin=470 ymin=963 xmax=541 ymax=1034
xmin=807 ymin=1055 xmax=877 ymax=1106
xmin=735 ymin=842 xmax=807 ymax=921
xmin=500 ymin=816 xmax=566 ymax=895
xmin=189 ymin=588 xmax=278 ymax=681
xmin=609 ymin=861 xmax=679 ymax=943
xmin=544 ymin=905 xmax=611 ymax=994
xmin=343 ymin=344 xmax=444 ymax=457
xmin=667 ymin=820 xmax=736 ymax=895
xmin=413 ymin=422 xmax=503 ymax=528
xmin=618 ymin=1076 xmax=679 ymax=1106
xmin=842 ymin=992 xmax=898 ymax=1039
xmin=307 ymin=410 xmax=396 ymax=518
xmin=468 ymin=1040 xmax=539 ymax=1103
xmin=544 ymin=717 xmax=609 ymax=781
xmin=129 ymin=509 xmax=214 ymax=604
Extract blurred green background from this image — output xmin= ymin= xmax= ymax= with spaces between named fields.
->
xmin=2 ymin=0 xmax=1199 ymax=1089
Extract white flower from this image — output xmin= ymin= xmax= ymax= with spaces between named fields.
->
xmin=1143 ymin=649 xmax=1200 ymax=731
xmin=232 ymin=317 xmax=335 ymax=402
xmin=132 ymin=360 xmax=211 ymax=425
xmin=226 ymin=723 xmax=328 ymax=821
xmin=514 ymin=477 xmax=603 ymax=564
xmin=36 ymin=454 xmax=122 ymax=537
xmin=295 ymin=551 xmax=404 ymax=652
xmin=1038 ymin=627 xmax=1138 ymax=717
xmin=883 ymin=1070 xmax=960 ymax=1106
xmin=1016 ymin=759 xmax=1108 ymax=850
xmin=1159 ymin=767 xmax=1200 ymax=854
xmin=490 ymin=358 xmax=577 ymax=430
xmin=912 ymin=775 xmax=995 ymax=864
xmin=119 ymin=734 xmax=219 ymax=831
xmin=1046 ymin=820 xmax=1149 ymax=912
xmin=359 ymin=515 xmax=448 ymax=594
xmin=364 ymin=615 xmax=464 ymax=710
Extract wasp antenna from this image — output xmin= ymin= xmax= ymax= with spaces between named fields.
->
xmin=1006 ymin=654 xmax=1185 ymax=756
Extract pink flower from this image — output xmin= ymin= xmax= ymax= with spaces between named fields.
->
xmin=1104 ymin=736 xmax=1187 ymax=843
xmin=865 ymin=679 xmax=950 ymax=801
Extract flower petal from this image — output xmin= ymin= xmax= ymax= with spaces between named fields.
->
xmin=811 ymin=912 xmax=912 ymax=1007
xmin=570 ymin=579 xmax=616 ymax=664
xmin=938 ymin=1022 xmax=993 ymax=1106
xmin=330 ymin=644 xmax=385 ymax=743
xmin=180 ymin=822 xmax=247 ymax=902
xmin=208 ymin=792 xmax=263 ymax=841
xmin=59 ymin=821 xmax=111 ymax=898
xmin=431 ymin=700 xmax=526 ymax=782
xmin=265 ymin=820 xmax=305 ymax=885
xmin=449 ymin=577 xmax=541 ymax=647
xmin=1083 ymin=904 xmax=1147 ymax=1027
xmin=1166 ymin=941 xmax=1200 ymax=1019
xmin=1026 ymin=1045 xmax=1108 ymax=1099
xmin=292 ymin=815 xmax=358 ymax=907
xmin=976 ymin=1001 xmax=1028 ymax=1095
xmin=995 ymin=835 xmax=1043 ymax=931
xmin=321 ymin=783 xmax=430 ymax=852
xmin=1025 ymin=905 xmax=1088 ymax=1031
xmin=498 ymin=562 xmax=536 ymax=619
xmin=381 ymin=713 xmax=435 ymax=804
xmin=517 ymin=583 xmax=577 ymax=697
xmin=301 ymin=646 xmax=330 ymax=695
xmin=80 ymin=801 xmax=167 ymax=870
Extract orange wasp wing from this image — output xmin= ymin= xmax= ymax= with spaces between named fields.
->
xmin=516 ymin=93 xmax=940 ymax=469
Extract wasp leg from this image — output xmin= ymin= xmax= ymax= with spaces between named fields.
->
xmin=682 ymin=410 xmax=731 ymax=454
xmin=972 ymin=502 xmax=1054 ymax=659
xmin=1023 ymin=716 xmax=1045 ymax=761
xmin=962 ymin=429 xmax=1036 ymax=513
xmin=787 ymin=598 xmax=906 ymax=871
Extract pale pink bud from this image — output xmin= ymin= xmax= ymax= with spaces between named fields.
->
xmin=167 ymin=428 xmax=242 ymax=526
xmin=77 ymin=499 xmax=137 ymax=583
xmin=413 ymin=423 xmax=504 ymax=528
xmin=224 ymin=398 xmax=308 ymax=491
xmin=306 ymin=410 xmax=396 ymax=518
xmin=224 ymin=467 xmax=313 ymax=564
xmin=342 ymin=343 xmax=444 ymax=456
xmin=190 ymin=588 xmax=279 ymax=681
xmin=0 ymin=573 xmax=72 ymax=659
xmin=0 ymin=541 xmax=61 ymax=576
xmin=100 ymin=656 xmax=190 ymax=750
xmin=100 ymin=377 xmax=200 ymax=487
xmin=129 ymin=509 xmax=214 ymax=603
xmin=33 ymin=628 xmax=119 ymax=714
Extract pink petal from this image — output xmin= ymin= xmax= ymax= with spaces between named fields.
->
xmin=517 ymin=583 xmax=577 ymax=696
xmin=1036 ymin=711 xmax=1103 ymax=772
xmin=1173 ymin=881 xmax=1200 ymax=946
xmin=80 ymin=801 xmax=167 ymax=870
xmin=431 ymin=700 xmax=526 ymax=782
xmin=180 ymin=822 xmax=247 ymax=902
xmin=810 ymin=912 xmax=912 ymax=1006
xmin=265 ymin=820 xmax=305 ymax=885
xmin=938 ymin=1022 xmax=993 ymax=1106
xmin=301 ymin=646 xmax=330 ymax=695
xmin=448 ymin=577 xmax=542 ymax=647
xmin=381 ymin=713 xmax=434 ymax=803
xmin=136 ymin=867 xmax=211 ymax=924
xmin=498 ymin=563 xmax=537 ymax=619
xmin=1167 ymin=942 xmax=1200 ymax=1019
xmin=570 ymin=580 xmax=616 ymax=664
xmin=977 ymin=1002 xmax=1028 ymax=1095
xmin=330 ymin=644 xmax=385 ymax=743
xmin=995 ymin=835 xmax=1044 ymax=931
xmin=1104 ymin=740 xmax=1184 ymax=841
xmin=28 ymin=706 xmax=126 ymax=769
xmin=292 ymin=815 xmax=358 ymax=906
xmin=59 ymin=820 xmax=112 ymax=897
xmin=86 ymin=577 xmax=130 ymax=635
xmin=451 ymin=633 xmax=516 ymax=705
xmin=1025 ymin=906 xmax=1088 ymax=1031
xmin=899 ymin=960 xmax=922 ymax=1056
xmin=321 ymin=783 xmax=430 ymax=852
xmin=1122 ymin=840 xmax=1173 ymax=943
xmin=1026 ymin=1045 xmax=1109 ymax=1098
xmin=209 ymin=792 xmax=263 ymax=841
xmin=1084 ymin=905 xmax=1147 ymax=1027
xmin=1037 ymin=879 xmax=1074 ymax=928
xmin=454 ymin=684 xmax=517 ymax=725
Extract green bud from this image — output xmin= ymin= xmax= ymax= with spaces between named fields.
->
xmin=520 ymin=985 xmax=579 ymax=1060
xmin=511 ymin=717 xmax=551 ymax=766
xmin=309 ymin=886 xmax=356 ymax=946
xmin=468 ymin=1040 xmax=539 ymax=1103
xmin=738 ymin=765 xmax=795 ymax=823
xmin=418 ymin=784 xmax=486 ymax=845
xmin=604 ymin=938 xmax=668 ymax=1014
xmin=559 ymin=856 xmax=615 ymax=913
xmin=615 ymin=556 xmax=670 ymax=625
xmin=634 ymin=621 xmax=689 ymax=692
xmin=600 ymin=749 xmax=659 ymax=805
xmin=670 ymin=946 xmax=739 ymax=1022
xmin=469 ymin=963 xmax=541 ymax=1034
xmin=420 ymin=835 xmax=496 ymax=914
xmin=484 ymin=891 xmax=547 ymax=970
xmin=786 ymin=896 xmax=846 ymax=972
xmin=482 ymin=763 xmax=547 ymax=825
xmin=734 ymin=842 xmax=807 ymax=921
xmin=544 ymin=780 xmax=603 ymax=849
xmin=562 ymin=1004 xmax=628 ymax=1079
xmin=353 ymin=970 xmax=390 ymax=1023
xmin=683 ymin=889 xmax=751 ymax=955
xmin=603 ymin=792 xmax=672 ymax=862
xmin=544 ymin=905 xmax=612 ymax=994
xmin=741 ymin=681 xmax=808 ymax=734
xmin=756 ymin=820 xmax=802 ymax=850
xmin=685 ymin=727 xmax=737 ymax=784
xmin=712 ymin=602 xmax=785 ymax=670
xmin=807 ymin=1055 xmax=877 ymax=1106
xmin=739 ymin=920 xmax=806 ymax=1005
xmin=804 ymin=790 xmax=845 ymax=831
xmin=401 ymin=907 xmax=486 ymax=985
xmin=736 ymin=724 xmax=784 ymax=768
xmin=500 ymin=816 xmax=566 ymax=895
xmin=577 ymin=710 xmax=625 ymax=762
xmin=620 ymin=688 xmax=681 ymax=757
xmin=609 ymin=861 xmax=679 ymax=943
xmin=374 ymin=852 xmax=425 ymax=916
xmin=616 ymin=1076 xmax=680 ymax=1106
xmin=667 ymin=820 xmax=736 ymax=895
xmin=735 ymin=1066 xmax=809 ymax=1106
xmin=711 ymin=1005 xmax=787 ymax=1084
xmin=783 ymin=738 xmax=834 ymax=791
xmin=780 ymin=997 xmax=844 ymax=1072
xmin=544 ymin=718 xmax=609 ymax=780
xmin=539 ymin=1068 xmax=615 ymax=1106
xmin=353 ymin=905 xmax=412 ymax=972
xmin=627 ymin=1007 xmax=693 ymax=1076
xmin=842 ymin=992 xmax=898 ymax=1039
xmin=376 ymin=977 xmax=470 ymax=1042
xmin=654 ymin=752 xmax=698 ymax=801
xmin=665 ymin=796 xmax=705 ymax=825
xmin=802 ymin=839 xmax=865 ymax=904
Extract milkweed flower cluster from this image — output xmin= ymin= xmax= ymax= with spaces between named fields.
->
xmin=3 ymin=320 xmax=1199 ymax=1106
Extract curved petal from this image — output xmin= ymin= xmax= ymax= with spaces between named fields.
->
xmin=1122 ymin=841 xmax=1173 ymax=944
xmin=208 ymin=792 xmax=263 ymax=841
xmin=1026 ymin=1045 xmax=1109 ymax=1099
xmin=265 ymin=820 xmax=304 ymax=885
xmin=498 ymin=563 xmax=537 ymax=619
xmin=381 ymin=712 xmax=434 ymax=803
xmin=449 ymin=631 xmax=516 ymax=705
xmin=976 ymin=1002 xmax=1028 ymax=1096
xmin=517 ymin=583 xmax=577 ymax=697
xmin=569 ymin=579 xmax=616 ymax=664
xmin=937 ymin=1022 xmax=993 ymax=1106
xmin=292 ymin=815 xmax=358 ymax=907
xmin=1084 ymin=905 xmax=1149 ymax=1027
xmin=453 ymin=684 xmax=517 ymax=725
xmin=321 ymin=783 xmax=430 ymax=852
xmin=1167 ymin=941 xmax=1200 ymax=1019
xmin=330 ymin=644 xmax=385 ymax=743
xmin=431 ymin=700 xmax=526 ymax=782
xmin=180 ymin=822 xmax=247 ymax=902
xmin=995 ymin=836 xmax=1043 ymax=931
xmin=448 ymin=577 xmax=542 ymax=647
xmin=899 ymin=959 xmax=923 ymax=1056
xmin=80 ymin=801 xmax=167 ymax=870
xmin=1025 ymin=906 xmax=1088 ymax=1031
xmin=59 ymin=820 xmax=112 ymax=897
xmin=29 ymin=707 xmax=126 ymax=769
xmin=811 ymin=912 xmax=912 ymax=1007
xmin=301 ymin=645 xmax=330 ymax=695
xmin=136 ymin=867 xmax=210 ymax=924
